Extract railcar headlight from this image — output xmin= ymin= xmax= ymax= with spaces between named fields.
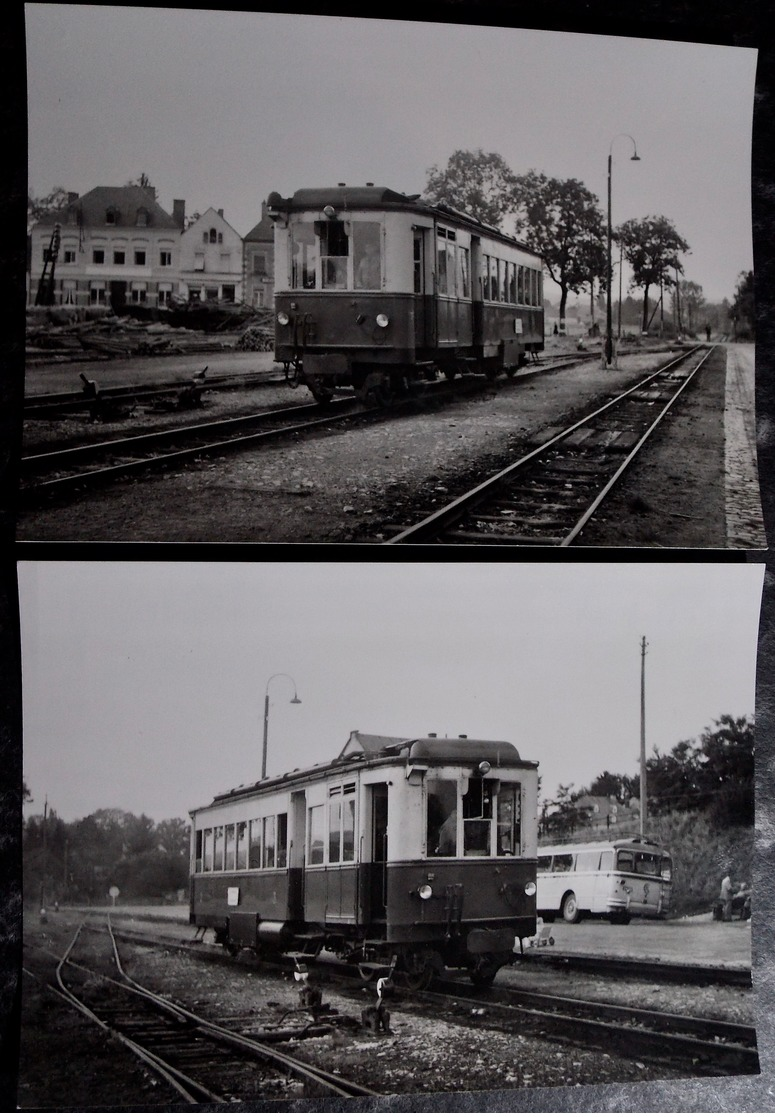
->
xmin=524 ymin=881 xmax=537 ymax=896
xmin=376 ymin=313 xmax=390 ymax=328
xmin=277 ymin=311 xmax=290 ymax=326
xmin=418 ymin=884 xmax=433 ymax=900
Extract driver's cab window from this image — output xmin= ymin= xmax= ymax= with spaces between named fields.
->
xmin=462 ymin=777 xmax=493 ymax=856
xmin=320 ymin=219 xmax=348 ymax=289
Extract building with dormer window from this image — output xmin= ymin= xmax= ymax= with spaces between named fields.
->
xmin=242 ymin=203 xmax=275 ymax=308
xmin=29 ymin=185 xmax=186 ymax=309
xmin=179 ymin=207 xmax=244 ymax=303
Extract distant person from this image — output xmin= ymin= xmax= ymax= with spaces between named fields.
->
xmin=720 ymin=873 xmax=734 ymax=921
xmin=705 ymin=323 xmax=712 ymax=342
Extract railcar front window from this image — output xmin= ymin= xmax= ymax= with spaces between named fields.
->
xmin=496 ymin=782 xmax=521 ymax=855
xmin=353 ymin=221 xmax=382 ymax=289
xmin=427 ymin=778 xmax=457 ymax=856
xmin=321 ymin=219 xmax=348 ymax=290
xmin=291 ymin=224 xmax=317 ymax=289
xmin=463 ymin=777 xmax=493 ymax=856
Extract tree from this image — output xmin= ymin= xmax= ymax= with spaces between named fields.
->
xmin=616 ymin=215 xmax=690 ymax=333
xmin=513 ymin=172 xmax=606 ymax=323
xmin=677 ymin=280 xmax=705 ymax=335
xmin=27 ymin=186 xmax=74 ymax=231
xmin=125 ymin=172 xmax=157 ymax=198
xmin=424 ymin=149 xmax=520 ymax=228
xmin=730 ymin=270 xmax=754 ymax=340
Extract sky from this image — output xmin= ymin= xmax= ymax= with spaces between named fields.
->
xmin=18 ymin=560 xmax=764 ymax=824
xmin=24 ymin=5 xmax=757 ymax=305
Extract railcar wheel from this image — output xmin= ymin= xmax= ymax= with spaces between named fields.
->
xmin=561 ymin=892 xmax=581 ymax=924
xmin=359 ymin=371 xmax=393 ymax=407
xmin=308 ymin=377 xmax=334 ymax=404
xmin=399 ymin=949 xmax=436 ymax=991
xmin=468 ymin=956 xmax=501 ymax=987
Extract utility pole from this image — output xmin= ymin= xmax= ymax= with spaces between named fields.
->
xmin=640 ymin=638 xmax=648 ymax=837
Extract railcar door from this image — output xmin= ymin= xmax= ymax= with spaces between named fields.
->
xmin=288 ymin=790 xmax=306 ymax=921
xmin=413 ymin=228 xmax=435 ymax=352
xmin=369 ymin=784 xmax=389 ymax=922
xmin=470 ymin=236 xmax=483 ymax=346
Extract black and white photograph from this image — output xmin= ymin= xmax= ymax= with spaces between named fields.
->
xmin=19 ymin=5 xmax=764 ymax=548
xmin=16 ymin=560 xmax=766 ymax=1108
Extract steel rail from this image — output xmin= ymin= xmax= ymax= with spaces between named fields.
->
xmin=384 ymin=346 xmax=706 ymax=544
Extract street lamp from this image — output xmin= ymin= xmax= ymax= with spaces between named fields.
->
xmin=261 ymin=673 xmax=301 ymax=780
xmin=605 ymin=134 xmax=640 ymax=368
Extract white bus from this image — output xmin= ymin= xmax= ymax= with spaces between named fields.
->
xmin=536 ymin=837 xmax=672 ymax=924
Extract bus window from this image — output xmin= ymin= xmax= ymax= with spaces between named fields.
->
xmin=463 ymin=778 xmax=493 ymax=856
xmin=634 ymin=851 xmax=660 ymax=875
xmin=575 ymin=850 xmax=601 ymax=872
xmin=552 ymin=853 xmax=574 ymax=872
xmin=617 ymin=850 xmax=634 ymax=872
xmin=537 ymin=854 xmax=552 ymax=872
xmin=599 ymin=849 xmax=613 ymax=871
xmin=427 ymin=778 xmax=457 ymax=856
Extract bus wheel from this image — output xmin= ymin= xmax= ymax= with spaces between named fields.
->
xmin=561 ymin=892 xmax=581 ymax=924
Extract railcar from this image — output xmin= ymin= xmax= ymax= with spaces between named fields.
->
xmin=536 ymin=837 xmax=673 ymax=924
xmin=190 ymin=732 xmax=539 ymax=987
xmin=266 ymin=186 xmax=545 ymax=404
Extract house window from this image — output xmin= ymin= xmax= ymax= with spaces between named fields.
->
xmin=89 ymin=284 xmax=106 ymax=304
xmin=160 ymin=251 xmax=172 ymax=267
xmin=209 ymin=228 xmax=218 ymax=244
xmin=136 ymin=208 xmax=149 ymax=226
xmin=157 ymin=284 xmax=172 ymax=306
xmin=130 ymin=282 xmax=147 ymax=303
xmin=219 ymin=252 xmax=231 ymax=269
xmin=253 ymin=253 xmax=267 ymax=276
xmin=194 ymin=253 xmax=205 ymax=272
xmin=134 ymin=250 xmax=146 ymax=266
xmin=92 ymin=250 xmax=105 ymax=265
xmin=63 ymin=249 xmax=76 ymax=264
xmin=113 ymin=250 xmax=125 ymax=265
xmin=222 ymin=284 xmax=235 ymax=302
xmin=62 ymin=280 xmax=77 ymax=305
xmin=106 ymin=209 xmax=117 ymax=225
xmin=202 ymin=232 xmax=208 ymax=244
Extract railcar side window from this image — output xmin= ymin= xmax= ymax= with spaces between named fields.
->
xmin=661 ymin=856 xmax=672 ymax=881
xmin=458 ymin=246 xmax=470 ymax=298
xmin=213 ymin=825 xmax=224 ymax=872
xmin=517 ymin=266 xmax=525 ymax=304
xmin=427 ymin=778 xmax=457 ymax=856
xmin=248 ymin=818 xmax=262 ymax=869
xmin=291 ymin=224 xmax=317 ymax=289
xmin=224 ymin=823 xmax=236 ymax=871
xmin=437 ymin=231 xmax=449 ymax=296
xmin=508 ymin=262 xmax=517 ymax=304
xmin=308 ymin=804 xmax=325 ymax=865
xmin=496 ymin=782 xmax=521 ymax=855
xmin=552 ymin=853 xmax=574 ymax=872
xmin=463 ymin=777 xmax=493 ymax=856
xmin=320 ymin=219 xmax=349 ymax=289
xmin=203 ymin=828 xmax=213 ymax=872
xmin=328 ymin=783 xmax=356 ymax=863
xmin=195 ymin=830 xmax=203 ymax=872
xmin=235 ymin=821 xmax=247 ymax=870
xmin=263 ymin=816 xmax=276 ymax=868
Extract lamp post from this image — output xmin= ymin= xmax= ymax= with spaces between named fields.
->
xmin=605 ymin=134 xmax=640 ymax=368
xmin=261 ymin=673 xmax=301 ymax=780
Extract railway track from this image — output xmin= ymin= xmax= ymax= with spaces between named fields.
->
xmin=19 ymin=353 xmax=590 ymax=504
xmin=384 ymin=344 xmax=715 ymax=545
xmin=414 ymin=978 xmax=759 ymax=1076
xmin=26 ymin=918 xmax=379 ymax=1103
xmin=19 ymin=397 xmax=360 ymax=502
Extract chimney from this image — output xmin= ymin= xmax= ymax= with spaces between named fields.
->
xmin=172 ymin=199 xmax=186 ymax=229
xmin=218 ymin=208 xmax=224 ymax=218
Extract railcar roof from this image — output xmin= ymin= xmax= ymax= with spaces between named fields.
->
xmin=190 ymin=733 xmax=536 ymax=814
xmin=265 ymin=186 xmax=542 ymax=257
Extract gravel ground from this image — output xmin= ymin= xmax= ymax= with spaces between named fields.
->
xmin=18 ymin=340 xmax=761 ymax=547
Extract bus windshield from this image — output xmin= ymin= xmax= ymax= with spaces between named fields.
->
xmin=616 ymin=848 xmax=665 ymax=876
